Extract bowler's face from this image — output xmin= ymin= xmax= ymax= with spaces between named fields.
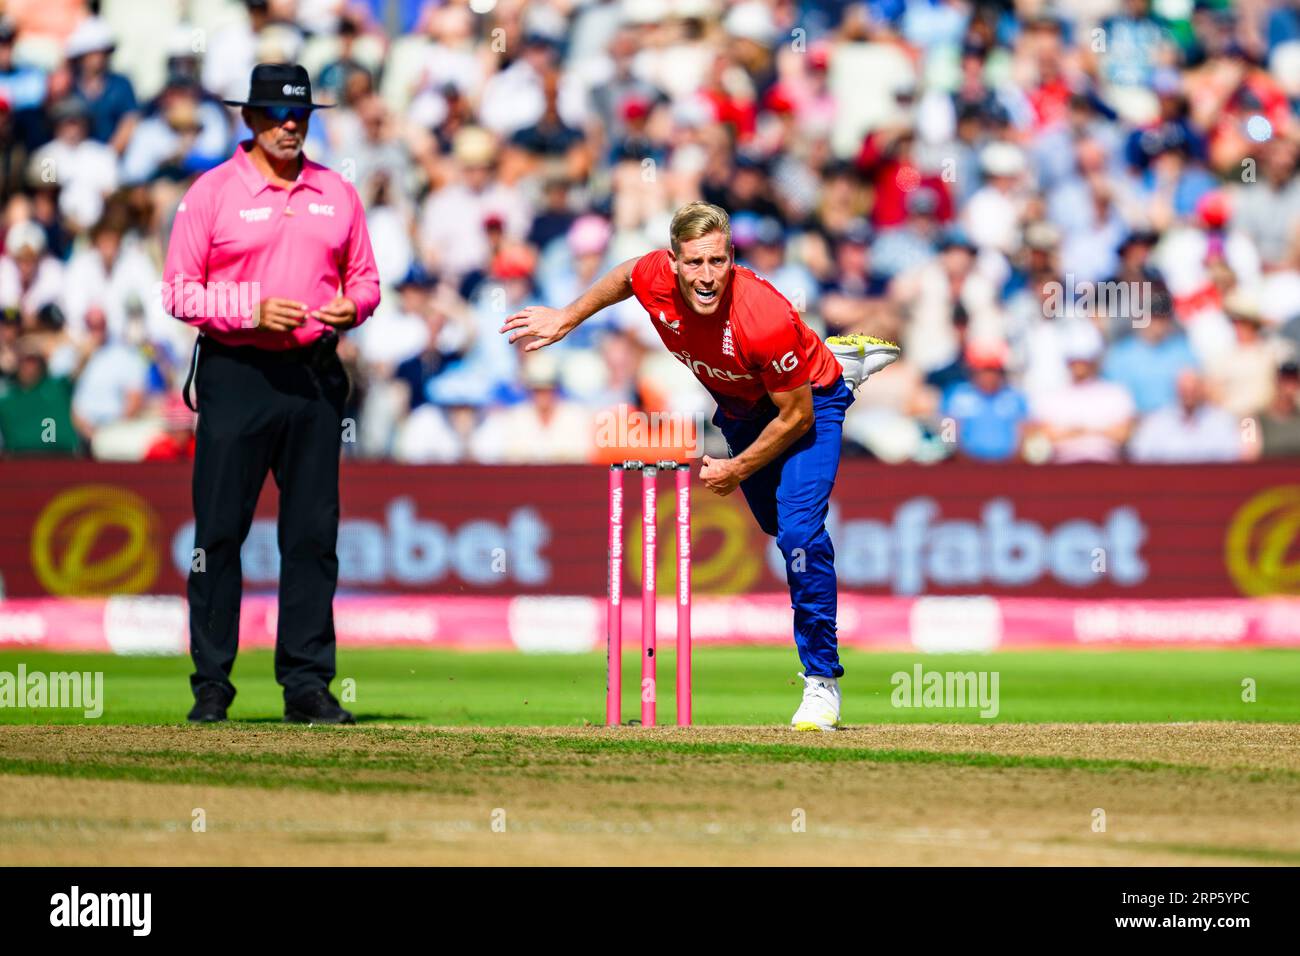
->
xmin=671 ymin=231 xmax=733 ymax=317
xmin=247 ymin=108 xmax=309 ymax=162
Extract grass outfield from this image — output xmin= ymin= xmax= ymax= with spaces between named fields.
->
xmin=2 ymin=647 xmax=1298 ymax=864
xmin=0 ymin=646 xmax=1296 ymax=725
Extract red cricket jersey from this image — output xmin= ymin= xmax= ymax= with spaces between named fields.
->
xmin=629 ymin=249 xmax=841 ymax=419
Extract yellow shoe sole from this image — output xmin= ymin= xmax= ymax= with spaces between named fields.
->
xmin=825 ymin=334 xmax=900 ymax=354
xmin=792 ymin=721 xmax=839 ymax=732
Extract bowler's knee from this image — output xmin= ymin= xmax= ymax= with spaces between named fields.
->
xmin=776 ymin=523 xmax=828 ymax=562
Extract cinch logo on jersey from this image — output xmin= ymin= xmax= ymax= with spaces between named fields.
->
xmin=238 ymin=206 xmax=272 ymax=222
xmin=670 ymin=349 xmax=754 ymax=382
xmin=50 ymin=886 xmax=151 ymax=936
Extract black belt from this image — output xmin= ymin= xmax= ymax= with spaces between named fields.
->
xmin=182 ymin=331 xmax=339 ymax=411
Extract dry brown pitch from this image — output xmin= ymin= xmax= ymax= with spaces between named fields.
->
xmin=1 ymin=723 xmax=1297 ymax=865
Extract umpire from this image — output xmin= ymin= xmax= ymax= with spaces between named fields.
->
xmin=163 ymin=64 xmax=380 ymax=724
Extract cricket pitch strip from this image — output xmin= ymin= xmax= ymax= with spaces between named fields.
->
xmin=1 ymin=723 xmax=1296 ymax=866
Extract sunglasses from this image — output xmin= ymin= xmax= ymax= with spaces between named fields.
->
xmin=264 ymin=105 xmax=311 ymax=124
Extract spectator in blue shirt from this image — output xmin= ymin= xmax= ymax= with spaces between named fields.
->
xmin=1102 ymin=288 xmax=1198 ymax=414
xmin=1267 ymin=1 xmax=1300 ymax=52
xmin=65 ymin=18 xmax=138 ymax=154
xmin=0 ymin=18 xmax=49 ymax=162
xmin=1100 ymin=0 xmax=1171 ymax=89
xmin=943 ymin=341 xmax=1029 ymax=462
xmin=0 ymin=19 xmax=43 ymax=112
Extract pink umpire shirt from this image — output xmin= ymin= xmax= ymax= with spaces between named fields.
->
xmin=162 ymin=142 xmax=381 ymax=349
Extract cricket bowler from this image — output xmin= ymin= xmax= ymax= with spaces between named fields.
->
xmin=501 ymin=201 xmax=898 ymax=730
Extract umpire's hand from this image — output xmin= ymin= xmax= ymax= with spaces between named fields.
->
xmin=252 ymin=298 xmax=308 ymax=332
xmin=311 ymin=296 xmax=359 ymax=330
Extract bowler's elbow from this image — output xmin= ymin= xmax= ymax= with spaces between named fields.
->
xmin=784 ymin=401 xmax=814 ymax=437
xmin=772 ymin=385 xmax=814 ymax=436
xmin=791 ymin=408 xmax=814 ymax=436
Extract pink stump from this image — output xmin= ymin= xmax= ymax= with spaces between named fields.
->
xmin=641 ymin=465 xmax=657 ymax=727
xmin=675 ymin=463 xmax=692 ymax=726
xmin=606 ymin=465 xmax=623 ymax=726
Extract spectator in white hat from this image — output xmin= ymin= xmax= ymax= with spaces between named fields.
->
xmin=65 ymin=16 xmax=138 ymax=154
xmin=963 ymin=141 xmax=1028 ymax=255
xmin=28 ymin=96 xmax=119 ymax=231
xmin=0 ymin=220 xmax=63 ymax=320
xmin=472 ymin=350 xmax=592 ymax=463
xmin=1028 ymin=322 xmax=1136 ymax=463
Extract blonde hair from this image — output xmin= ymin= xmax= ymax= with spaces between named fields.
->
xmin=670 ymin=201 xmax=731 ymax=255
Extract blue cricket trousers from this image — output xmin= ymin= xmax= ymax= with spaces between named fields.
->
xmin=713 ymin=377 xmax=854 ymax=678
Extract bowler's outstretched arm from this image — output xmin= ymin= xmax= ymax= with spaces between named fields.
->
xmin=499 ymin=257 xmax=640 ymax=351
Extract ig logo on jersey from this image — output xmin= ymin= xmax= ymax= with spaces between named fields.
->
xmin=771 ymin=350 xmax=799 ymax=373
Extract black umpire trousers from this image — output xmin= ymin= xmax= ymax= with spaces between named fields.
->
xmin=188 ymin=334 xmax=348 ymax=702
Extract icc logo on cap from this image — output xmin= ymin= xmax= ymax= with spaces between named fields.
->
xmin=282 ymin=84 xmax=306 ymax=95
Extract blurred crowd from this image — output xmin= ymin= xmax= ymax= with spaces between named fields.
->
xmin=3 ymin=0 xmax=1300 ymax=464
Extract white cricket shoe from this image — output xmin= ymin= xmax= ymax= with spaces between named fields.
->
xmin=791 ymin=673 xmax=841 ymax=732
xmin=826 ymin=334 xmax=901 ymax=391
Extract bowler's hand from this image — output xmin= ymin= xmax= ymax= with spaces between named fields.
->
xmin=252 ymin=298 xmax=307 ymax=332
xmin=699 ymin=455 xmax=742 ymax=496
xmin=500 ymin=305 xmax=575 ymax=351
xmin=311 ymin=296 xmax=359 ymax=330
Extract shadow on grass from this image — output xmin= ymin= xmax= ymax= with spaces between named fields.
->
xmin=219 ymin=714 xmax=423 ymax=725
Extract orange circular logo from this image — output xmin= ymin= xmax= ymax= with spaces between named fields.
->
xmin=30 ymin=485 xmax=161 ymax=596
xmin=626 ymin=495 xmax=762 ymax=595
xmin=1225 ymin=485 xmax=1300 ymax=596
